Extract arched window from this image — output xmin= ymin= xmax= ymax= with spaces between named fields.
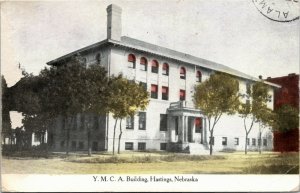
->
xmin=95 ymin=53 xmax=101 ymax=64
xmin=140 ymin=57 xmax=148 ymax=71
xmin=128 ymin=54 xmax=136 ymax=68
xmin=196 ymin=70 xmax=202 ymax=82
xmin=151 ymin=60 xmax=159 ymax=73
xmin=162 ymin=63 xmax=169 ymax=76
xmin=180 ymin=67 xmax=186 ymax=79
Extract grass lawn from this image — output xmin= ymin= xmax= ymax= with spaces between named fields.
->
xmin=1 ymin=151 xmax=299 ymax=174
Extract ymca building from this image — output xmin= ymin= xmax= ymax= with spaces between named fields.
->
xmin=47 ymin=4 xmax=279 ymax=154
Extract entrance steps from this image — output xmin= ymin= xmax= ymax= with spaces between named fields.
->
xmin=188 ymin=143 xmax=210 ymax=155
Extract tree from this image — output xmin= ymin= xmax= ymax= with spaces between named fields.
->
xmin=193 ymin=72 xmax=240 ymax=155
xmin=107 ymin=75 xmax=149 ymax=154
xmin=1 ymin=76 xmax=12 ymax=145
xmin=39 ymin=57 xmax=90 ymax=155
xmin=239 ymin=81 xmax=273 ymax=154
xmin=82 ymin=64 xmax=109 ymax=156
xmin=272 ymin=104 xmax=299 ymax=132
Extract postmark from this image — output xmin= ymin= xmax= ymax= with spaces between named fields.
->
xmin=252 ymin=0 xmax=299 ymax=22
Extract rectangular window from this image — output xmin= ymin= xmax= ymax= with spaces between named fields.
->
xmin=209 ymin=137 xmax=214 ymax=145
xmin=151 ymin=84 xmax=158 ymax=99
xmin=258 ymin=138 xmax=261 ymax=146
xmin=60 ymin=141 xmax=65 ymax=148
xmin=160 ymin=143 xmax=167 ymax=150
xmin=179 ymin=90 xmax=186 ymax=101
xmin=252 ymin=138 xmax=256 ymax=146
xmin=78 ymin=142 xmax=84 ymax=150
xmin=222 ymin=137 xmax=227 ymax=146
xmin=126 ymin=116 xmax=134 ymax=130
xmin=139 ymin=82 xmax=147 ymax=91
xmin=138 ymin=142 xmax=146 ymax=151
xmin=139 ymin=112 xmax=146 ymax=130
xmin=160 ymin=114 xmax=168 ymax=131
xmin=94 ymin=116 xmax=99 ymax=130
xmin=80 ymin=114 xmax=85 ymax=130
xmin=73 ymin=115 xmax=77 ymax=130
xmin=247 ymin=138 xmax=250 ymax=146
xmin=92 ymin=142 xmax=98 ymax=151
xmin=195 ymin=118 xmax=202 ymax=133
xmin=71 ymin=141 xmax=76 ymax=150
xmin=234 ymin=138 xmax=239 ymax=145
xmin=162 ymin=86 xmax=169 ymax=100
xmin=125 ymin=142 xmax=134 ymax=150
xmin=263 ymin=139 xmax=267 ymax=146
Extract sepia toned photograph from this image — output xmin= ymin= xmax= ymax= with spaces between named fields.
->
xmin=1 ymin=0 xmax=299 ymax=192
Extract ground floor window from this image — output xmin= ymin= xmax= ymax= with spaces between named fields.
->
xmin=71 ymin=141 xmax=76 ymax=150
xmin=125 ymin=142 xmax=134 ymax=150
xmin=92 ymin=142 xmax=98 ymax=151
xmin=160 ymin=143 xmax=167 ymax=150
xmin=139 ymin=112 xmax=146 ymax=130
xmin=234 ymin=138 xmax=239 ymax=145
xmin=78 ymin=141 xmax=84 ymax=150
xmin=222 ymin=137 xmax=227 ymax=146
xmin=138 ymin=142 xmax=146 ymax=151
xmin=258 ymin=139 xmax=261 ymax=146
xmin=263 ymin=139 xmax=267 ymax=146
xmin=60 ymin=141 xmax=65 ymax=148
xmin=126 ymin=116 xmax=134 ymax=129
xmin=247 ymin=138 xmax=250 ymax=146
xmin=160 ymin=114 xmax=167 ymax=131
xmin=252 ymin=138 xmax=256 ymax=146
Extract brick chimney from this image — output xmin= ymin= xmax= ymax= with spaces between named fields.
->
xmin=107 ymin=4 xmax=122 ymax=41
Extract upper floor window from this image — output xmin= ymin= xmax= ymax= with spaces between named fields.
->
xmin=140 ymin=57 xmax=148 ymax=71
xmin=180 ymin=67 xmax=186 ymax=79
xmin=127 ymin=54 xmax=136 ymax=68
xmin=139 ymin=82 xmax=147 ymax=91
xmin=151 ymin=60 xmax=159 ymax=73
xmin=196 ymin=70 xmax=202 ymax=82
xmin=151 ymin=84 xmax=158 ymax=99
xmin=162 ymin=86 xmax=169 ymax=100
xmin=162 ymin=63 xmax=169 ymax=76
xmin=179 ymin=89 xmax=186 ymax=101
xmin=96 ymin=53 xmax=101 ymax=64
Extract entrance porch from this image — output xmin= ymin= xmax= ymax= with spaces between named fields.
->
xmin=167 ymin=101 xmax=209 ymax=154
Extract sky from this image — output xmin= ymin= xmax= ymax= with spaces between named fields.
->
xmin=1 ymin=0 xmax=299 ymax=88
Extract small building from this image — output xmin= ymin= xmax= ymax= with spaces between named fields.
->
xmin=46 ymin=4 xmax=279 ymax=154
xmin=266 ymin=74 xmax=299 ymax=152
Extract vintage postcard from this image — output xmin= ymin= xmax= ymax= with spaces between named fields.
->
xmin=1 ymin=0 xmax=299 ymax=192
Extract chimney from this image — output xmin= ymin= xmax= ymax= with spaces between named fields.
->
xmin=107 ymin=4 xmax=122 ymax=41
xmin=258 ymin=75 xmax=262 ymax=79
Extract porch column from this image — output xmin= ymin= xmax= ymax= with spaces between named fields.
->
xmin=180 ymin=116 xmax=185 ymax=143
xmin=184 ymin=116 xmax=188 ymax=142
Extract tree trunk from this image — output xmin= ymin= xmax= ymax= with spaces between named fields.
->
xmin=66 ymin=116 xmax=72 ymax=156
xmin=209 ymin=131 xmax=213 ymax=155
xmin=245 ymin=133 xmax=248 ymax=155
xmin=112 ymin=118 xmax=118 ymax=155
xmin=258 ymin=130 xmax=262 ymax=154
xmin=118 ymin=119 xmax=123 ymax=154
xmin=87 ymin=117 xmax=92 ymax=157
